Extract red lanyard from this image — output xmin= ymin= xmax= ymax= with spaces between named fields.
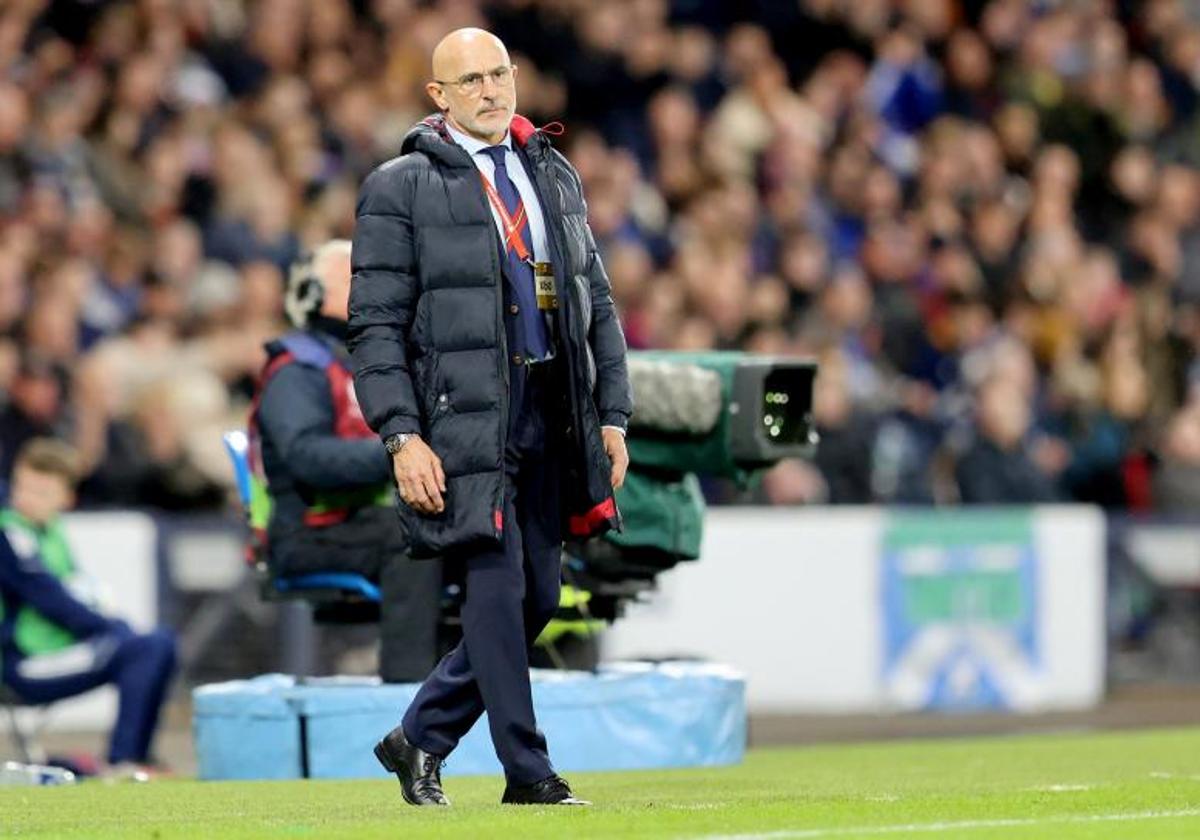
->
xmin=479 ymin=173 xmax=532 ymax=263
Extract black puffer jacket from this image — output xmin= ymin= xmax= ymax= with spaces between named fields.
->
xmin=349 ymin=113 xmax=632 ymax=558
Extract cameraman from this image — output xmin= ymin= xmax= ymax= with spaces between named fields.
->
xmin=251 ymin=241 xmax=440 ymax=682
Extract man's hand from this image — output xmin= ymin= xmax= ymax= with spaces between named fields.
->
xmin=393 ymin=436 xmax=446 ymax=514
xmin=602 ymin=427 xmax=629 ymax=490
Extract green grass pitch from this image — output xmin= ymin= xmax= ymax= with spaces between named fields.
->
xmin=3 ymin=727 xmax=1200 ymax=838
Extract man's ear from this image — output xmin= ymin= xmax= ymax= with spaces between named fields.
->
xmin=425 ymin=82 xmax=448 ymax=111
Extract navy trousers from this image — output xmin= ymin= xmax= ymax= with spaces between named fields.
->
xmin=4 ymin=625 xmax=176 ymax=764
xmin=403 ymin=361 xmax=563 ymax=785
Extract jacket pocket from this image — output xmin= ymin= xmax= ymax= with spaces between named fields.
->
xmin=418 ymin=353 xmax=443 ymax=424
xmin=429 ymin=391 xmax=452 ymax=430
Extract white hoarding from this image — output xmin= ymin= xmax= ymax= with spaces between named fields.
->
xmin=603 ymin=506 xmax=1106 ymax=714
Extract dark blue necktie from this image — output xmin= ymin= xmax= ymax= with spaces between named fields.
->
xmin=482 ymin=145 xmax=550 ymax=361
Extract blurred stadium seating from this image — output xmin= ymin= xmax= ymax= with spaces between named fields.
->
xmin=2 ymin=0 xmax=1200 ymax=513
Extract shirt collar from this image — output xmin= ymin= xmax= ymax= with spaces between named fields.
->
xmin=444 ymin=119 xmax=511 ymax=158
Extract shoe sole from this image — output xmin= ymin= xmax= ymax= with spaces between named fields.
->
xmin=501 ymin=788 xmax=592 ymax=806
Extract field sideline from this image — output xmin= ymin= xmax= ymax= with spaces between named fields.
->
xmin=3 ymin=727 xmax=1200 ymax=839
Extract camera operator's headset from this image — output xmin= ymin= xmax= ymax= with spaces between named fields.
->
xmin=284 ymin=250 xmax=324 ymax=328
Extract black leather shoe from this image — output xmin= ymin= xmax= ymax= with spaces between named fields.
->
xmin=502 ymin=774 xmax=590 ymax=806
xmin=373 ymin=727 xmax=449 ymax=806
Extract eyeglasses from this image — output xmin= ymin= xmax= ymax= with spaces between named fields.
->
xmin=434 ymin=64 xmax=516 ymax=97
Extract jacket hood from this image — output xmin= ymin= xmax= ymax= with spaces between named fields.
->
xmin=400 ymin=113 xmax=552 ymax=166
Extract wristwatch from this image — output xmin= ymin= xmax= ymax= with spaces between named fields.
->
xmin=384 ymin=433 xmax=418 ymax=455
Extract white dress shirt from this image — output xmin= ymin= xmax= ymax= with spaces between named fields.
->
xmin=445 ymin=120 xmax=549 ymax=265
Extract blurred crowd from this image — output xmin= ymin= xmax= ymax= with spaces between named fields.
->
xmin=3 ymin=0 xmax=1200 ymax=511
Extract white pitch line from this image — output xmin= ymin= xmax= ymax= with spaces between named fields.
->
xmin=1023 ymin=784 xmax=1092 ymax=792
xmin=690 ymin=808 xmax=1200 ymax=840
xmin=1150 ymin=772 xmax=1200 ymax=782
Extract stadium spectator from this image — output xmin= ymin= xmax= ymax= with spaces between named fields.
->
xmin=809 ymin=350 xmax=877 ymax=504
xmin=957 ymin=375 xmax=1059 ymax=504
xmin=1153 ymin=401 xmax=1200 ymax=513
xmin=0 ymin=351 xmax=66 ymax=481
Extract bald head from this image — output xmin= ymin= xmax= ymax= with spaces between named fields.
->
xmin=432 ymin=29 xmax=508 ymax=80
xmin=426 ymin=28 xmax=517 ymax=145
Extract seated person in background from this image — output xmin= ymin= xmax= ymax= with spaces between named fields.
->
xmin=1153 ymin=403 xmax=1200 ymax=513
xmin=0 ymin=438 xmax=176 ymax=776
xmin=250 ymin=240 xmax=440 ymax=683
xmin=956 ymin=375 xmax=1059 ymax=504
xmin=0 ymin=351 xmax=65 ymax=482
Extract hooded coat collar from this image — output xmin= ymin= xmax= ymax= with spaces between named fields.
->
xmin=400 ymin=113 xmax=546 ymax=168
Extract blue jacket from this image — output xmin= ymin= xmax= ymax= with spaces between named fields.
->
xmin=254 ymin=326 xmax=393 ymax=541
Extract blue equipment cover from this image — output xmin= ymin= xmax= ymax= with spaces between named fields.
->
xmin=193 ymin=662 xmax=745 ymax=780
